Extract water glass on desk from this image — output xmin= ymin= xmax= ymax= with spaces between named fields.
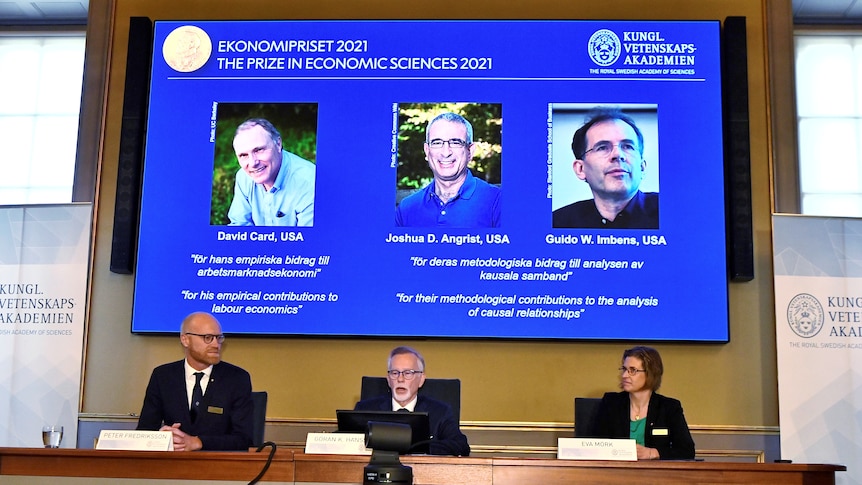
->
xmin=42 ymin=425 xmax=63 ymax=448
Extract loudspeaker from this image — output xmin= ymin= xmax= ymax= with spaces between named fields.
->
xmin=110 ymin=17 xmax=152 ymax=274
xmin=722 ymin=16 xmax=754 ymax=282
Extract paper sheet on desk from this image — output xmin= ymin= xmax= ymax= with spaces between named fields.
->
xmin=305 ymin=432 xmax=371 ymax=455
xmin=95 ymin=430 xmax=173 ymax=451
xmin=557 ymin=438 xmax=636 ymax=461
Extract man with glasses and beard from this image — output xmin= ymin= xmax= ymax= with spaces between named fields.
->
xmin=136 ymin=312 xmax=254 ymax=451
xmin=396 ymin=112 xmax=501 ymax=228
xmin=553 ymin=107 xmax=658 ymax=229
xmin=354 ymin=346 xmax=470 ymax=456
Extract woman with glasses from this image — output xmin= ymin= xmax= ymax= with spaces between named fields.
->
xmin=594 ymin=346 xmax=695 ymax=460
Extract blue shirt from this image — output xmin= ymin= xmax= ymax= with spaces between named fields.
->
xmin=396 ymin=170 xmax=501 ymax=228
xmin=227 ymin=150 xmax=315 ymax=226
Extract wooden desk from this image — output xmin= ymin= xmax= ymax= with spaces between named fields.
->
xmin=0 ymin=447 xmax=294 ymax=483
xmin=0 ymin=447 xmax=846 ymax=484
xmin=490 ymin=458 xmax=846 ymax=485
xmin=295 ymin=453 xmax=493 ymax=484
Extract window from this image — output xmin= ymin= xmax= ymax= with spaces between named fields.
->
xmin=0 ymin=34 xmax=85 ymax=204
xmin=795 ymin=33 xmax=862 ymax=216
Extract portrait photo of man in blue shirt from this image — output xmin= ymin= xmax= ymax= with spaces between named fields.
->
xmin=552 ymin=106 xmax=659 ymax=229
xmin=396 ymin=110 xmax=501 ymax=228
xmin=226 ymin=117 xmax=316 ymax=227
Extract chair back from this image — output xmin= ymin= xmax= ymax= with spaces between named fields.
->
xmin=574 ymin=397 xmax=602 ymax=438
xmin=360 ymin=376 xmax=462 ymax=423
xmin=251 ymin=391 xmax=268 ymax=447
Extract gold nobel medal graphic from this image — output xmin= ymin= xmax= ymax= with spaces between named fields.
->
xmin=162 ymin=25 xmax=212 ymax=72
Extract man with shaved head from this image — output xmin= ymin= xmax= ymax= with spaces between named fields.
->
xmin=136 ymin=312 xmax=254 ymax=451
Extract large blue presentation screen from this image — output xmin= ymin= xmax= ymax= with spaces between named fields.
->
xmin=132 ymin=20 xmax=730 ymax=341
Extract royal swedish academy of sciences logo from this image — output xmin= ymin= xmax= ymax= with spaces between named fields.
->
xmin=588 ymin=29 xmax=621 ymax=67
xmin=786 ymin=293 xmax=825 ymax=338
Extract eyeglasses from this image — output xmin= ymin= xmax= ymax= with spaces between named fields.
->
xmin=387 ymin=369 xmax=424 ymax=380
xmin=185 ymin=332 xmax=225 ymax=344
xmin=427 ymin=138 xmax=469 ymax=149
xmin=619 ymin=366 xmax=647 ymax=376
xmin=584 ymin=141 xmax=640 ymax=158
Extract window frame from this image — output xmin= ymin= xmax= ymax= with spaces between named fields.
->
xmin=0 ymin=27 xmax=86 ymax=206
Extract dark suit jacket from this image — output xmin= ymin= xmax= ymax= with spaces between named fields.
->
xmin=354 ymin=395 xmax=470 ymax=456
xmin=595 ymin=391 xmax=695 ymax=460
xmin=136 ymin=359 xmax=254 ymax=451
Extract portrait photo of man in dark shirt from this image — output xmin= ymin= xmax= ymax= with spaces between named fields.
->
xmin=552 ymin=106 xmax=659 ymax=229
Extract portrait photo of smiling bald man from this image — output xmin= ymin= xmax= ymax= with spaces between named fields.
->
xmin=551 ymin=105 xmax=659 ymax=229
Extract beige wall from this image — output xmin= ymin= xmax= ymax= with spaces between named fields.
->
xmin=82 ymin=0 xmax=783 ymax=428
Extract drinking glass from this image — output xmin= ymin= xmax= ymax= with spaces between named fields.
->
xmin=42 ymin=425 xmax=63 ymax=448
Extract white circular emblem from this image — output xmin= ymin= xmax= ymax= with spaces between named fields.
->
xmin=787 ymin=293 xmax=825 ymax=338
xmin=588 ymin=29 xmax=621 ymax=67
xmin=162 ymin=25 xmax=212 ymax=73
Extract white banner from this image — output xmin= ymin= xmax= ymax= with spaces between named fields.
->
xmin=773 ymin=214 xmax=860 ymax=485
xmin=0 ymin=204 xmax=91 ymax=448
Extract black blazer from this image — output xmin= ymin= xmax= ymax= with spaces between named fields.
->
xmin=136 ymin=360 xmax=254 ymax=450
xmin=596 ymin=391 xmax=695 ymax=460
xmin=354 ymin=395 xmax=470 ymax=456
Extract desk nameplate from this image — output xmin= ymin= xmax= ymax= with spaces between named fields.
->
xmin=557 ymin=437 xmax=636 ymax=461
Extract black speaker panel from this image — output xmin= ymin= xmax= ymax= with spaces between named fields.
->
xmin=110 ymin=17 xmax=152 ymax=274
xmin=722 ymin=16 xmax=755 ymax=282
